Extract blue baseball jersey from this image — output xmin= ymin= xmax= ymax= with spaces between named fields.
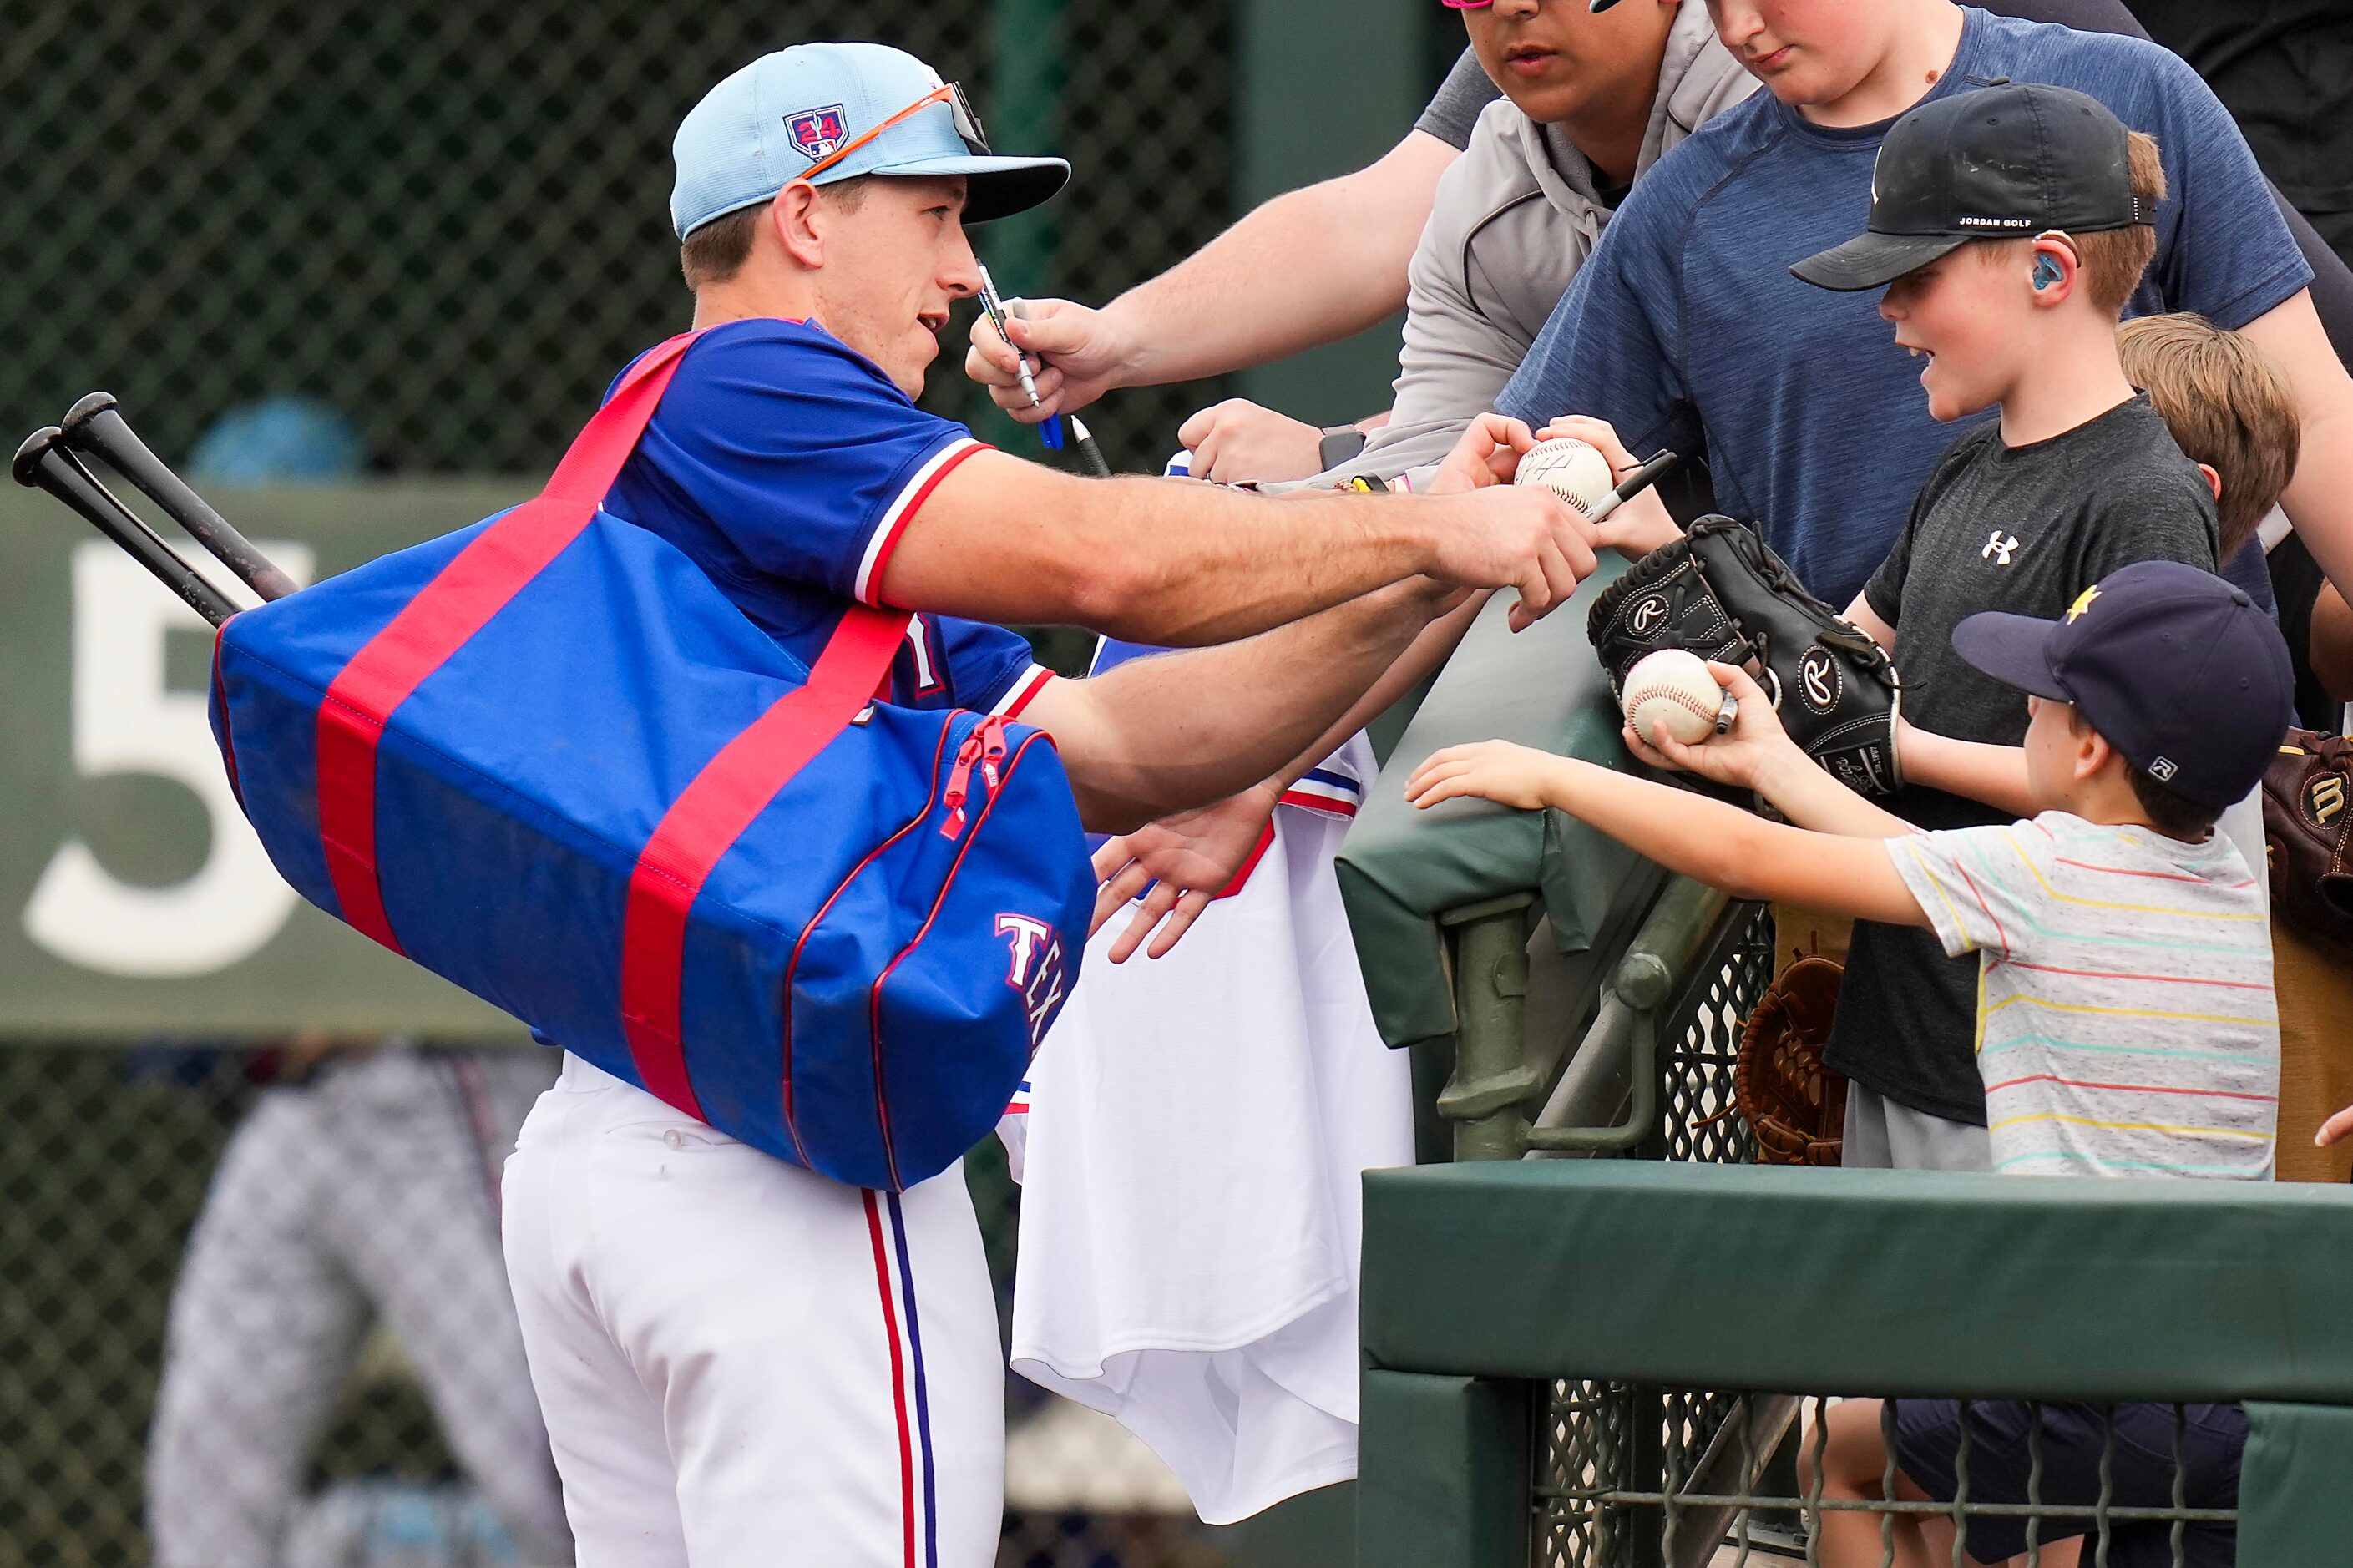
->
xmin=602 ymin=317 xmax=1050 ymax=717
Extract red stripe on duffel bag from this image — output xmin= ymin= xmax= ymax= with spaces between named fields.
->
xmin=314 ymin=331 xmax=700 ymax=953
xmin=617 ymin=604 xmax=910 ymax=1117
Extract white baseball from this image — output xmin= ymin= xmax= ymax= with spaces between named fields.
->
xmin=1515 ymin=436 xmax=1615 ymax=512
xmin=1622 ymin=649 xmax=1725 ymax=747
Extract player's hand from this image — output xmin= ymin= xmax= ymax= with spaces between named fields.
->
xmin=1623 ymin=662 xmax=1794 ymax=788
xmin=963 ymin=297 xmax=1128 ymax=421
xmin=1405 ymin=740 xmax=1565 ymax=813
xmin=1089 ymin=783 xmax=1281 ymax=961
xmin=1426 ymin=412 xmax=1541 ymax=494
xmin=1176 ymin=400 xmax=1328 ymax=484
xmin=1427 ymin=484 xmax=1600 ymax=631
xmin=1536 ymin=414 xmax=1681 ymax=559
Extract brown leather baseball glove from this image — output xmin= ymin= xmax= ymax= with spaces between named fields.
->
xmin=2263 ymin=730 xmax=2353 ymax=957
xmin=1736 ymin=955 xmax=1849 ymax=1166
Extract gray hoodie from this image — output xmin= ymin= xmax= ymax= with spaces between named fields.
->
xmin=1326 ymin=4 xmax=1754 ymax=483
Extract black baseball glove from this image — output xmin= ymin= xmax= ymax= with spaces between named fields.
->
xmin=1589 ymin=516 xmax=1904 ymax=797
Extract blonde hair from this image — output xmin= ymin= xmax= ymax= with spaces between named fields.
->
xmin=2118 ymin=312 xmax=2301 ymax=560
xmin=1980 ymin=130 xmax=2166 ymax=317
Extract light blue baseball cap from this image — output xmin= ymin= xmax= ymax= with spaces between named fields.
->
xmin=671 ymin=42 xmax=1070 ymax=239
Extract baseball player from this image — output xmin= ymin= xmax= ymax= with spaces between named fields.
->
xmin=495 ymin=41 xmax=1595 ymax=1568
xmin=148 ymin=1039 xmax=568 ymax=1568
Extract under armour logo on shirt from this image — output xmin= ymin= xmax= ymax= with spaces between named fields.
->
xmin=1982 ymin=530 xmax=2022 ymax=566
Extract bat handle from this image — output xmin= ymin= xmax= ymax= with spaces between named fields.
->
xmin=59 ymin=393 xmax=299 ymax=601
xmin=13 ymin=428 xmax=239 ymax=626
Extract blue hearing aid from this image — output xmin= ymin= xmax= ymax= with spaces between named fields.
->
xmin=2032 ymin=251 xmax=2065 ymax=291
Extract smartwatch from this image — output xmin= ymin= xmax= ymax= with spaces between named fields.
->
xmin=1318 ymin=424 xmax=1369 ymax=470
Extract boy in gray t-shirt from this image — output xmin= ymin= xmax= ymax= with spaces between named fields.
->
xmin=1788 ymin=84 xmax=2220 ymax=1165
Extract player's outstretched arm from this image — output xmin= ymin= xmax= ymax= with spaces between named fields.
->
xmin=1404 ymin=741 xmax=1929 ymax=928
xmin=1023 ymin=575 xmax=1461 ymax=833
xmin=1090 ymin=589 xmax=1492 ymax=960
xmin=888 ymin=443 xmax=1592 ymax=646
xmin=964 ymin=129 xmax=1458 ymax=419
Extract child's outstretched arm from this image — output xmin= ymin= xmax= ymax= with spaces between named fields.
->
xmin=1894 ymin=722 xmax=2037 ymax=817
xmin=1625 ymin=663 xmax=1915 ymax=839
xmin=1404 ymin=741 xmax=1929 ymax=928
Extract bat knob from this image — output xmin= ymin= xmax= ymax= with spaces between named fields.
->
xmin=13 ymin=427 xmax=65 ymax=488
xmin=60 ymin=392 xmax=120 ymax=442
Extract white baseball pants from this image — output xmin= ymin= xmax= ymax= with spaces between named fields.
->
xmin=501 ymin=1054 xmax=1004 ymax=1568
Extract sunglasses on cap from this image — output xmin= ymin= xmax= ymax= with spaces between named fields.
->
xmin=800 ymin=80 xmax=991 ymax=184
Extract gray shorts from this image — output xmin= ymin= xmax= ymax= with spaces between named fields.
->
xmin=1840 ymin=1085 xmax=1992 ymax=1172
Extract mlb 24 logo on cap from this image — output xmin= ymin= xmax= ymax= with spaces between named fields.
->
xmin=787 ymin=104 xmax=848 ymax=161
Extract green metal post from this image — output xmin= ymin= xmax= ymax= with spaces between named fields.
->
xmin=2238 ymin=1401 xmax=2353 ymax=1564
xmin=1438 ymin=895 xmax=1541 ymax=1161
xmin=1359 ymin=1371 xmax=1531 ymax=1568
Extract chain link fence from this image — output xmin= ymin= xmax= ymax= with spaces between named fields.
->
xmin=1531 ymin=906 xmax=1777 ymax=1568
xmin=0 ymin=0 xmax=1234 ymax=481
xmin=0 ymin=1043 xmax=1228 ymax=1567
xmin=2 ymin=4 xmax=1248 ymax=1560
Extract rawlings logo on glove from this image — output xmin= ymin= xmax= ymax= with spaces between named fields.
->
xmin=1589 ymin=516 xmax=1904 ymax=797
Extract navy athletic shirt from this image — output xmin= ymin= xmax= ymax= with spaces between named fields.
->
xmin=601 ymin=317 xmax=1051 ymax=717
xmin=1496 ymin=7 xmax=2314 ymax=608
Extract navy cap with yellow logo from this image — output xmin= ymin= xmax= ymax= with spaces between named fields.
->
xmin=1951 ymin=560 xmax=2295 ymax=809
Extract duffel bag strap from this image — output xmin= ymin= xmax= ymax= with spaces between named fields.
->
xmin=316 ymin=331 xmax=705 ymax=953
xmin=620 ymin=602 xmax=909 ymax=1117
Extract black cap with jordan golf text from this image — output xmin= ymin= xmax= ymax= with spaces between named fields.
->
xmin=1950 ymin=561 xmax=2296 ymax=810
xmin=1792 ymin=83 xmax=2150 ymax=292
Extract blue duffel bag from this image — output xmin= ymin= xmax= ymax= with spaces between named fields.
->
xmin=209 ymin=332 xmax=1091 ymax=1191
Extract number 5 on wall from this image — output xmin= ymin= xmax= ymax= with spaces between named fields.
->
xmin=24 ymin=539 xmax=314 ymax=977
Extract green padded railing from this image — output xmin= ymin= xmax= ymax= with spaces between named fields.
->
xmin=1357 ymin=1161 xmax=2353 ymax=1567
xmin=1338 ymin=565 xmax=1734 ymax=1165
xmin=1337 ymin=561 xmax=1771 ymax=1166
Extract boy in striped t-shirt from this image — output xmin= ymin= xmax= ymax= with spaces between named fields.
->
xmin=1406 ymin=559 xmax=2295 ymax=1566
xmin=1407 ymin=559 xmax=2294 ymax=1180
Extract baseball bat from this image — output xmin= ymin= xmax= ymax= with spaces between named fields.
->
xmin=58 ymin=392 xmax=298 ymax=600
xmin=13 ymin=427 xmax=240 ymax=625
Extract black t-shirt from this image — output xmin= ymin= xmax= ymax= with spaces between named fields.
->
xmin=2131 ymin=1 xmax=2353 ymax=250
xmin=1833 ymin=396 xmax=2219 ymax=1122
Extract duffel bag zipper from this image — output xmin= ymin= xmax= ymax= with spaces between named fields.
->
xmin=940 ymin=714 xmax=1009 ymax=838
xmin=873 ymin=727 xmax=1055 ymax=1190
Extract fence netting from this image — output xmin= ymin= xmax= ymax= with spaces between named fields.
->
xmin=0 ymin=1044 xmax=1225 ymax=1568
xmin=0 ymin=0 xmax=1234 ymax=481
xmin=1537 ymin=1388 xmax=2236 ymax=1568
xmin=2 ymin=3 xmax=1239 ymax=1559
